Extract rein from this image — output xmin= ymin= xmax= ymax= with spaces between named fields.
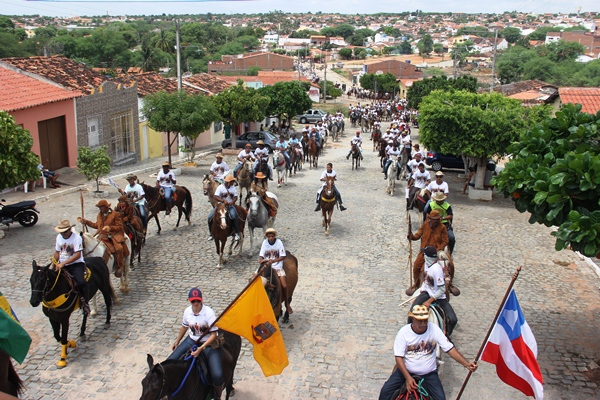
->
xmin=41 ymin=267 xmax=78 ymax=312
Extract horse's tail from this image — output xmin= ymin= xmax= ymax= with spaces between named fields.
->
xmin=2 ymin=350 xmax=24 ymax=396
xmin=183 ymin=186 xmax=193 ymax=219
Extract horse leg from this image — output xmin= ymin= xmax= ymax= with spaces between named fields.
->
xmin=80 ymin=312 xmax=88 ymax=340
xmin=57 ymin=319 xmax=75 ymax=368
xmin=154 ymin=214 xmax=161 ymax=235
xmin=249 ymin=226 xmax=254 ymax=257
xmin=50 ymin=319 xmax=61 ymax=343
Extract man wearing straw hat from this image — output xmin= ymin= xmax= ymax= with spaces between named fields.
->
xmin=210 ymin=153 xmax=230 ymax=182
xmin=424 ymin=191 xmax=455 ymax=255
xmin=207 ymin=175 xmax=241 ymax=242
xmin=119 ymin=174 xmax=147 ymax=229
xmin=53 ymin=220 xmax=90 ymax=314
xmin=157 ymin=161 xmax=176 ymax=215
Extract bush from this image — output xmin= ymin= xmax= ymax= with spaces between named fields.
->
xmin=77 ymin=146 xmax=111 ymax=192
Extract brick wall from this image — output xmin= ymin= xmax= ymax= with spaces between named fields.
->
xmin=365 ymin=60 xmax=423 ymax=79
xmin=209 ymin=53 xmax=295 ymax=72
xmin=76 ymin=81 xmax=140 ymax=164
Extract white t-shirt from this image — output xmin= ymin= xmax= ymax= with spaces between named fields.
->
xmin=237 ymin=149 xmax=255 ymax=163
xmin=320 ymin=169 xmax=337 ymax=187
xmin=411 ymin=169 xmax=431 ymax=189
xmin=394 ymin=323 xmax=454 ymax=375
xmin=401 ymin=135 xmax=412 ymax=148
xmin=182 ymin=305 xmax=218 ymax=342
xmin=210 ymin=161 xmax=230 ymax=180
xmin=259 ymin=238 xmax=286 ymax=270
xmin=427 ymin=181 xmax=449 ymax=195
xmin=55 ymin=232 xmax=84 ymax=265
xmin=214 ymin=184 xmax=237 ymax=203
xmin=125 ymin=183 xmax=146 ymax=206
xmin=254 ymin=147 xmax=269 ymax=160
xmin=351 ymin=136 xmax=363 ymax=145
xmin=157 ymin=170 xmax=176 ymax=188
xmin=387 ymin=148 xmax=401 ymax=158
xmin=420 ymin=261 xmax=446 ymax=300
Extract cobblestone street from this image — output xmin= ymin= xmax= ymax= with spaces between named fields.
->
xmin=1 ymin=126 xmax=600 ymax=399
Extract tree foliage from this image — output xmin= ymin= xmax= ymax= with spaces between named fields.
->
xmin=359 ymin=72 xmax=399 ymax=94
xmin=501 ymin=27 xmax=522 ymax=44
xmin=338 ymin=48 xmax=353 ymax=60
xmin=417 ymin=34 xmax=433 ymax=58
xmin=318 ymin=80 xmax=342 ymax=99
xmin=493 ymin=104 xmax=600 ymax=257
xmin=406 ymin=75 xmax=477 ymax=109
xmin=259 ymin=81 xmax=312 ymax=124
xmin=0 ymin=111 xmax=40 ymax=190
xmin=76 ymin=146 xmax=111 ymax=192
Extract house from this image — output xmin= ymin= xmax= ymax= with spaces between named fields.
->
xmin=208 ymin=53 xmax=295 ymax=73
xmin=491 ymin=80 xmax=560 ymax=110
xmin=0 ymin=66 xmax=83 ymax=171
xmin=263 ymin=34 xmax=279 ymax=44
xmin=545 ymin=31 xmax=600 ymax=56
xmin=363 ymin=59 xmax=423 ymax=79
xmin=1 ymin=56 xmax=140 ymax=166
xmin=559 ymin=87 xmax=600 ymax=114
xmin=397 ymin=78 xmax=423 ymax=99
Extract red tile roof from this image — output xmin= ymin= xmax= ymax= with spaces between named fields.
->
xmin=183 ymin=73 xmax=232 ymax=95
xmin=118 ymin=72 xmax=202 ymax=96
xmin=559 ymin=87 xmax=600 ymax=114
xmin=217 ymin=71 xmax=315 ymax=87
xmin=0 ymin=66 xmax=83 ymax=112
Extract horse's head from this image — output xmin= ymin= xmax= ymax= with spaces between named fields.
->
xmin=324 ymin=176 xmax=335 ymax=197
xmin=202 ymin=174 xmax=212 ymax=196
xmin=140 ymin=354 xmax=165 ymax=400
xmin=243 ymin=159 xmax=252 ymax=172
xmin=248 ymin=192 xmax=261 ymax=217
xmin=216 ymin=203 xmax=228 ymax=230
xmin=30 ymin=260 xmax=51 ymax=307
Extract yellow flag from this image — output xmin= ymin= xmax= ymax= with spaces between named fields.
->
xmin=216 ymin=279 xmax=289 ymax=377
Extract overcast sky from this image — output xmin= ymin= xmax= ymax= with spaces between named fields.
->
xmin=0 ymin=0 xmax=595 ymax=18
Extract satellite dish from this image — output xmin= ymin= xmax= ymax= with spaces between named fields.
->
xmin=376 ymin=70 xmax=383 ymax=75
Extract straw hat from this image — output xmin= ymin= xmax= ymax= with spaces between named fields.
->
xmin=245 ymin=143 xmax=252 ymax=148
xmin=125 ymin=174 xmax=137 ymax=181
xmin=428 ymin=210 xmax=442 ymax=219
xmin=257 ymin=140 xmax=265 ymax=145
xmin=161 ymin=161 xmax=171 ymax=167
xmin=224 ymin=175 xmax=236 ymax=183
xmin=431 ymin=192 xmax=447 ymax=202
xmin=54 ymin=220 xmax=74 ymax=233
xmin=264 ymin=228 xmax=277 ymax=237
xmin=95 ymin=199 xmax=111 ymax=208
xmin=408 ymin=304 xmax=430 ymax=320
xmin=215 ymin=153 xmax=224 ymax=158
xmin=435 ymin=171 xmax=444 ymax=177
xmin=255 ymin=172 xmax=266 ymax=179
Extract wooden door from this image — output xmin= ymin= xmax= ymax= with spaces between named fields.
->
xmin=38 ymin=116 xmax=68 ymax=171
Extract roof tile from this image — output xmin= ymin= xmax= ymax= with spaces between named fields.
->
xmin=559 ymin=87 xmax=600 ymax=114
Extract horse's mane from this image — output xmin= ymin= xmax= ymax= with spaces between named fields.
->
xmin=141 ymin=183 xmax=159 ymax=197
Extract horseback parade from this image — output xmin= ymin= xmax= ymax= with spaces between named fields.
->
xmin=6 ymin=39 xmax=586 ymax=400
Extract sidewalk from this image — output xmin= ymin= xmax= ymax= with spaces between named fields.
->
xmin=0 ymin=143 xmax=222 ymax=205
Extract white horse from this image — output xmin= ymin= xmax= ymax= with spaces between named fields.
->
xmin=82 ymin=232 xmax=132 ymax=294
xmin=385 ymin=156 xmax=398 ymax=196
xmin=273 ymin=150 xmax=288 ymax=187
xmin=247 ymin=191 xmax=278 ymax=256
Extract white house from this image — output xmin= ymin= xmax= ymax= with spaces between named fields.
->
xmin=263 ymin=34 xmax=279 ymax=44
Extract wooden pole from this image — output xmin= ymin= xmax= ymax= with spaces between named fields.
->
xmin=79 ymin=191 xmax=88 ymax=233
xmin=455 ymin=266 xmax=522 ymax=400
xmin=408 ymin=213 xmax=413 ymax=288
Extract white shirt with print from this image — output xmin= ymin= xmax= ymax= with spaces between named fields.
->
xmin=394 ymin=323 xmax=454 ymax=375
xmin=157 ymin=170 xmax=176 ymax=188
xmin=182 ymin=305 xmax=218 ymax=342
xmin=420 ymin=261 xmax=446 ymax=300
xmin=55 ymin=232 xmax=84 ymax=265
xmin=210 ymin=161 xmax=230 ymax=180
xmin=214 ymin=184 xmax=237 ymax=203
xmin=411 ymin=170 xmax=431 ymax=189
xmin=259 ymin=238 xmax=286 ymax=270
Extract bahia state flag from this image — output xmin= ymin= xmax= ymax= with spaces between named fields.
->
xmin=481 ymin=289 xmax=544 ymax=399
xmin=0 ymin=291 xmax=32 ymax=364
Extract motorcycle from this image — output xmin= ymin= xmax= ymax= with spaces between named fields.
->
xmin=0 ymin=198 xmax=40 ymax=228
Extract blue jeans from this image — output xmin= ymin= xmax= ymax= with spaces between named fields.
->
xmin=161 ymin=186 xmax=173 ymax=206
xmin=167 ymin=336 xmax=224 ymax=386
xmin=379 ymin=369 xmax=445 ymax=400
xmin=135 ymin=204 xmax=148 ymax=228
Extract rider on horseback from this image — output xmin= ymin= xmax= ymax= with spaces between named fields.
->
xmin=424 ymin=192 xmax=456 ymax=255
xmin=254 ymin=140 xmax=273 ymax=181
xmin=116 ymin=195 xmax=144 ymax=235
xmin=314 ymin=163 xmax=347 ymax=212
xmin=316 ymin=120 xmax=327 ymax=141
xmin=405 ymin=153 xmax=423 ymax=177
xmin=275 ymin=135 xmax=290 ymax=169
xmin=288 ymin=132 xmax=303 ymax=159
xmin=382 ymin=143 xmax=401 ymax=180
xmin=406 ymin=162 xmax=431 ymax=210
xmin=249 ymin=172 xmax=278 ymax=217
xmin=233 ymin=144 xmax=256 ymax=179
xmin=52 ymin=220 xmax=90 ymax=315
xmin=207 ymin=175 xmax=241 ymax=242
xmin=309 ymin=127 xmax=322 ymax=150
xmin=372 ymin=117 xmax=382 ymax=141
xmin=210 ymin=153 xmax=230 ymax=183
xmin=346 ymin=131 xmax=364 ymax=160
xmin=157 ymin=162 xmax=177 ymax=216
xmin=378 ymin=302 xmax=477 ymax=400
xmin=120 ymin=174 xmax=148 ymax=229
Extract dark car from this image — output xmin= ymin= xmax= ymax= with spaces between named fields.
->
xmin=425 ymin=151 xmax=497 ymax=174
xmin=221 ymin=131 xmax=278 ymax=152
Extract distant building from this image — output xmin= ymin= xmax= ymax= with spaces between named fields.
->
xmin=559 ymin=87 xmax=600 ymax=114
xmin=208 ymin=53 xmax=295 ymax=73
xmin=545 ymin=31 xmax=600 ymax=56
xmin=363 ymin=59 xmax=423 ymax=79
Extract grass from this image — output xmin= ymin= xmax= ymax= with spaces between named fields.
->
xmin=331 ymin=68 xmax=350 ymax=79
xmin=313 ymin=103 xmax=349 ymax=116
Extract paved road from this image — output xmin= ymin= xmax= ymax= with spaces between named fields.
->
xmin=2 ymin=125 xmax=599 ymax=399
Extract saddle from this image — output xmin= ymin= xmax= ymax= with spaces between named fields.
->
xmin=42 ymin=267 xmax=91 ymax=310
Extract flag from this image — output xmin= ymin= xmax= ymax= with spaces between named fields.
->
xmin=481 ymin=289 xmax=544 ymax=399
xmin=216 ymin=279 xmax=289 ymax=377
xmin=0 ymin=291 xmax=32 ymax=364
xmin=107 ymin=176 xmax=119 ymax=189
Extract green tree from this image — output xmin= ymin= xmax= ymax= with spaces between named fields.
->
xmin=406 ymin=75 xmax=478 ymax=109
xmin=334 ymin=24 xmax=355 ymax=39
xmin=213 ymin=81 xmax=270 ymax=149
xmin=0 ymin=111 xmax=40 ymax=190
xmin=319 ymin=80 xmax=342 ymax=99
xmin=76 ymin=146 xmax=111 ymax=192
xmin=419 ymin=90 xmax=550 ymax=188
xmin=493 ymin=104 xmax=600 ymax=257
xmin=259 ymin=81 xmax=313 ymax=127
xmin=0 ymin=16 xmax=15 ymax=31
xmin=399 ymin=41 xmax=413 ymax=54
xmin=417 ymin=34 xmax=433 ymax=59
xmin=522 ymin=58 xmax=556 ymax=82
xmin=501 ymin=27 xmax=522 ymax=44
xmin=541 ymin=40 xmax=585 ymax=63
xmin=527 ymin=26 xmax=556 ymax=41
xmin=338 ymin=48 xmax=353 ymax=59
xmin=433 ymin=43 xmax=444 ymax=60
xmin=360 ymin=72 xmax=399 ymax=94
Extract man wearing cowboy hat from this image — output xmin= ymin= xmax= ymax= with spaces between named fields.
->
xmin=253 ymin=140 xmax=273 ymax=181
xmin=210 ymin=153 xmax=230 ymax=183
xmin=346 ymin=131 xmax=364 ymax=160
xmin=378 ymin=302 xmax=477 ymax=400
xmin=119 ymin=174 xmax=147 ymax=229
xmin=207 ymin=175 xmax=241 ymax=242
xmin=424 ymin=191 xmax=455 ymax=255
xmin=116 ymin=195 xmax=144 ymax=235
xmin=249 ymin=172 xmax=278 ymax=216
xmin=250 ymin=228 xmax=292 ymax=315
xmin=78 ymin=200 xmax=129 ymax=278
xmin=233 ymin=144 xmax=256 ymax=179
xmin=157 ymin=162 xmax=176 ymax=215
xmin=53 ymin=220 xmax=90 ymax=315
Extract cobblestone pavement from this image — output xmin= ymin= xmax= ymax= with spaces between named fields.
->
xmin=1 ymin=125 xmax=600 ymax=399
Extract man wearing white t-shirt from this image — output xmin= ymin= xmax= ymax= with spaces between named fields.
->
xmin=378 ymin=302 xmax=477 ymax=400
xmin=210 ymin=153 xmax=230 ymax=182
xmin=207 ymin=175 xmax=240 ymax=242
xmin=314 ymin=163 xmax=347 ymax=212
xmin=157 ymin=162 xmax=176 ymax=215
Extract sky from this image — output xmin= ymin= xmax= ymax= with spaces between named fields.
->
xmin=0 ymin=0 xmax=595 ymax=18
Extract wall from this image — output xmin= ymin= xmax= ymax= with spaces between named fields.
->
xmin=365 ymin=60 xmax=423 ymax=79
xmin=209 ymin=53 xmax=294 ymax=72
xmin=10 ymin=98 xmax=78 ymax=168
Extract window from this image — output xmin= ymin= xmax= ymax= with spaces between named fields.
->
xmin=214 ymin=121 xmax=223 ymax=132
xmin=110 ymin=110 xmax=135 ymax=160
xmin=87 ymin=116 xmax=100 ymax=147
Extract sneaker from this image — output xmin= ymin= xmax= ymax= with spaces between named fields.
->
xmin=339 ymin=205 xmax=347 ymax=211
xmin=207 ymin=235 xmax=213 ymax=241
xmin=314 ymin=205 xmax=321 ymax=212
xmin=234 ymin=234 xmax=240 ymax=242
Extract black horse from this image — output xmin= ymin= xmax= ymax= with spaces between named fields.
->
xmin=254 ymin=158 xmax=270 ymax=184
xmin=141 ymin=330 xmax=242 ymax=400
xmin=29 ymin=257 xmax=115 ymax=368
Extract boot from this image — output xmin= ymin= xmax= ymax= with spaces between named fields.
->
xmin=339 ymin=204 xmax=347 ymax=211
xmin=449 ymin=284 xmax=461 ymax=297
xmin=213 ymin=384 xmax=224 ymax=400
xmin=80 ymin=294 xmax=91 ymax=316
xmin=314 ymin=204 xmax=321 ymax=212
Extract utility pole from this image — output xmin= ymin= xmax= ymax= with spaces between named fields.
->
xmin=176 ymin=19 xmax=182 ymax=91
xmin=490 ymin=28 xmax=498 ymax=93
xmin=323 ymin=48 xmax=327 ymax=104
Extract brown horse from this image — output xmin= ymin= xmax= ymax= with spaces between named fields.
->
xmin=407 ymin=187 xmax=430 ymax=214
xmin=0 ymin=349 xmax=23 ymax=398
xmin=378 ymin=139 xmax=388 ymax=168
xmin=302 ymin=132 xmax=310 ymax=163
xmin=140 ymin=183 xmax=192 ymax=234
xmin=202 ymin=174 xmax=219 ymax=208
xmin=210 ymin=203 xmax=247 ymax=269
xmin=308 ymin=137 xmax=319 ymax=169
xmin=262 ymin=252 xmax=298 ymax=323
xmin=372 ymin=129 xmax=381 ymax=151
xmin=319 ymin=176 xmax=337 ymax=236
xmin=351 ymin=143 xmax=361 ymax=170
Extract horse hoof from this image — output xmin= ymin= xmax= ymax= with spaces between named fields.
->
xmin=68 ymin=339 xmax=77 ymax=348
xmin=119 ymin=286 xmax=125 ymax=293
xmin=90 ymin=310 xmax=98 ymax=316
xmin=57 ymin=359 xmax=67 ymax=368
xmin=173 ymin=227 xmax=177 ymax=231
xmin=79 ymin=334 xmax=87 ymax=342
xmin=217 ymin=264 xmax=221 ymax=269
xmin=103 ymin=323 xmax=110 ymax=329
xmin=326 ymin=231 xmax=330 ymax=236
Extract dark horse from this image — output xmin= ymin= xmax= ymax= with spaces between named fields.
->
xmin=210 ymin=203 xmax=247 ymax=269
xmin=141 ymin=331 xmax=242 ymax=400
xmin=255 ymin=158 xmax=270 ymax=184
xmin=407 ymin=187 xmax=430 ymax=214
xmin=141 ymin=183 xmax=193 ymax=234
xmin=308 ymin=137 xmax=319 ymax=169
xmin=320 ymin=176 xmax=337 ymax=236
xmin=351 ymin=143 xmax=361 ymax=170
xmin=29 ymin=257 xmax=114 ymax=368
xmin=0 ymin=349 xmax=23 ymax=398
xmin=261 ymin=252 xmax=299 ymax=323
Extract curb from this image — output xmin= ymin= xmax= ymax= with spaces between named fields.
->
xmin=578 ymin=252 xmax=600 ymax=281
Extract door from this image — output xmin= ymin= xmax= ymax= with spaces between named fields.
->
xmin=38 ymin=116 xmax=68 ymax=171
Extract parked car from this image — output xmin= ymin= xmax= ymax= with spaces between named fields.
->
xmin=425 ymin=151 xmax=498 ymax=174
xmin=295 ymin=109 xmax=326 ymax=124
xmin=221 ymin=131 xmax=278 ymax=152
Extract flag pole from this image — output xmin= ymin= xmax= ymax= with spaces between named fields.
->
xmin=455 ymin=265 xmax=521 ymax=400
xmin=407 ymin=213 xmax=413 ymax=288
xmin=79 ymin=191 xmax=88 ymax=233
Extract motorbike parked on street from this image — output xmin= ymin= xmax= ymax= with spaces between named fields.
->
xmin=0 ymin=199 xmax=40 ymax=228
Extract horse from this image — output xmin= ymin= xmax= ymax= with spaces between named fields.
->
xmin=261 ymin=252 xmax=298 ymax=323
xmin=0 ymin=349 xmax=23 ymax=398
xmin=407 ymin=187 xmax=430 ymax=215
xmin=140 ymin=183 xmax=193 ymax=234
xmin=301 ymin=133 xmax=310 ymax=163
xmin=378 ymin=140 xmax=388 ymax=168
xmin=210 ymin=203 xmax=247 ymax=269
xmin=351 ymin=144 xmax=361 ymax=170
xmin=372 ymin=129 xmax=381 ymax=151
xmin=273 ymin=150 xmax=288 ymax=187
xmin=247 ymin=191 xmax=278 ymax=256
xmin=308 ymin=137 xmax=319 ymax=169
xmin=385 ymin=156 xmax=398 ymax=196
xmin=236 ymin=160 xmax=253 ymax=205
xmin=319 ymin=176 xmax=337 ymax=236
xmin=141 ymin=331 xmax=242 ymax=400
xmin=255 ymin=158 xmax=270 ymax=184
xmin=360 ymin=117 xmax=369 ymax=133
xmin=202 ymin=174 xmax=219 ymax=208
xmin=288 ymin=146 xmax=302 ymax=175
xmin=82 ymin=232 xmax=132 ymax=294
xmin=29 ymin=257 xmax=115 ymax=368
xmin=399 ymin=147 xmax=412 ymax=179
xmin=331 ymin=123 xmax=339 ymax=142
